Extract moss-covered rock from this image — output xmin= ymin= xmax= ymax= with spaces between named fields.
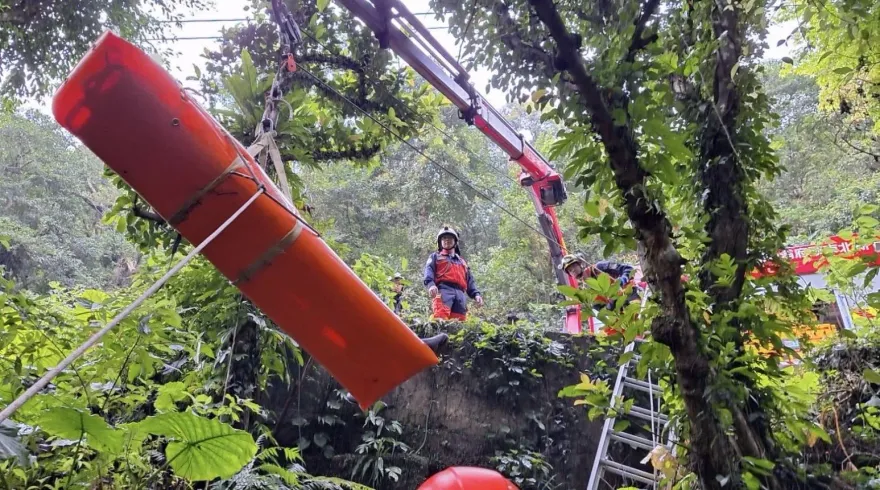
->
xmin=268 ymin=320 xmax=602 ymax=489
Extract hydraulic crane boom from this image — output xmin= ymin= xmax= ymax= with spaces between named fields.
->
xmin=334 ymin=0 xmax=586 ymax=333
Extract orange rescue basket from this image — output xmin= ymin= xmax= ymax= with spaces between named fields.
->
xmin=51 ymin=31 xmax=438 ymax=409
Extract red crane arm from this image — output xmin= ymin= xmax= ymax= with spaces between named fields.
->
xmin=334 ymin=0 xmax=586 ymax=333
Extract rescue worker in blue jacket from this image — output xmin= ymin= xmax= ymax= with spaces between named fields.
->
xmin=560 ymin=253 xmax=640 ymax=311
xmin=424 ymin=226 xmax=484 ymax=320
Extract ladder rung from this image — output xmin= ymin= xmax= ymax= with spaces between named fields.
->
xmin=600 ymin=459 xmax=656 ymax=485
xmin=623 ymin=376 xmax=661 ymax=395
xmin=610 ymin=430 xmax=655 ymax=451
xmin=628 ymin=405 xmax=669 ymax=424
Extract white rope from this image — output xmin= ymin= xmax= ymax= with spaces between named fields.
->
xmin=0 ymin=188 xmax=264 ymax=425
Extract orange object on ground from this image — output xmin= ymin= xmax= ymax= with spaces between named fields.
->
xmin=418 ymin=467 xmax=519 ymax=490
xmin=51 ymin=31 xmax=438 ymax=409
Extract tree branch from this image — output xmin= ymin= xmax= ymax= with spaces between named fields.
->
xmin=298 ymin=52 xmax=363 ymax=72
xmin=132 ymin=205 xmax=166 ymax=225
xmin=312 ymin=142 xmax=382 ymax=161
xmin=572 ymin=8 xmax=606 ymax=27
xmin=489 ymin=1 xmax=556 ymax=79
xmin=283 ymin=70 xmax=405 ymax=118
xmin=624 ymin=0 xmax=661 ymax=62
xmin=697 ymin=0 xmax=748 ymax=304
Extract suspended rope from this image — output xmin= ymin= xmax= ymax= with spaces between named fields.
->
xmin=0 ymin=188 xmax=265 ymax=425
xmin=246 ymin=0 xmax=302 ymax=208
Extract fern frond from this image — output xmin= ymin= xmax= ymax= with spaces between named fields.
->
xmin=303 ymin=475 xmax=375 ymax=490
xmin=259 ymin=463 xmax=302 ymax=487
xmin=282 ymin=446 xmax=303 ymax=463
xmin=256 ymin=446 xmax=279 ymax=462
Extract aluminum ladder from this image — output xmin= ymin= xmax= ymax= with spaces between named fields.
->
xmin=587 ymin=291 xmax=676 ymax=490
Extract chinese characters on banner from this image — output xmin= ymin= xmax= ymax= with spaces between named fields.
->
xmin=757 ymin=235 xmax=880 ymax=276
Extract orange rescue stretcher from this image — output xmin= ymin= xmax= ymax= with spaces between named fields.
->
xmin=51 ymin=31 xmax=438 ymax=409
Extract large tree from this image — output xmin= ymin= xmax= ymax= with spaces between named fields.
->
xmin=0 ymin=0 xmax=207 ymax=101
xmin=429 ymin=0 xmax=828 ymax=487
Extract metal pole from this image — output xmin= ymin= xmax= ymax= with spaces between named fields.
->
xmin=0 ymin=188 xmax=264 ymax=424
xmin=833 ymin=289 xmax=855 ymax=331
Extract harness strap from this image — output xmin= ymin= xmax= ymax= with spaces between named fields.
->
xmin=233 ymin=221 xmax=304 ymax=285
xmin=249 ymin=131 xmax=294 ymax=211
xmin=167 ymin=156 xmax=246 ymax=226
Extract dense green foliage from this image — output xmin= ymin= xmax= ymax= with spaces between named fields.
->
xmin=0 ymin=0 xmax=207 ymax=101
xmin=2 ymin=0 xmax=880 ymax=488
xmin=0 ymin=111 xmax=137 ymax=292
xmin=782 ymin=0 xmax=880 ymax=133
xmin=760 ymin=63 xmax=880 ymax=239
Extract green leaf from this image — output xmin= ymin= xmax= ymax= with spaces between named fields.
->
xmin=781 ymin=56 xmax=794 ymax=65
xmin=240 ymin=49 xmax=257 ymax=94
xmin=618 ymin=351 xmax=635 ymax=366
xmin=833 ymin=66 xmax=852 ymax=75
xmin=138 ymin=412 xmax=257 ymax=481
xmin=155 ymin=382 xmax=189 ymax=413
xmin=261 ymin=463 xmax=302 ymax=486
xmin=742 ymin=456 xmax=775 ymax=473
xmin=317 ymin=0 xmax=330 ymax=12
xmin=742 ymin=470 xmax=761 ymax=490
xmin=38 ymin=407 xmax=123 ymax=453
xmin=864 ymin=268 xmax=879 ymax=289
xmin=858 ymin=204 xmax=879 ymax=215
xmin=808 ymin=424 xmax=832 ymax=444
xmin=531 ymin=89 xmax=547 ymax=102
xmin=856 ymin=215 xmax=879 ymax=228
xmin=864 ymin=368 xmax=880 ymax=385
xmin=313 ymin=432 xmax=328 ymax=448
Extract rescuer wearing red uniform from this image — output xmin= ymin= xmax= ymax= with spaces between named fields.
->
xmin=560 ymin=253 xmax=641 ymax=311
xmin=424 ymin=226 xmax=484 ymax=320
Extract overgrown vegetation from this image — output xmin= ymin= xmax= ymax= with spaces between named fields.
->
xmin=2 ymin=0 xmax=880 ymax=488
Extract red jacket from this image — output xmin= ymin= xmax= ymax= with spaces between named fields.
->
xmin=424 ymin=250 xmax=481 ymax=298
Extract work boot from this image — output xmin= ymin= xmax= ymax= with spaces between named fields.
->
xmin=421 ymin=333 xmax=448 ymax=354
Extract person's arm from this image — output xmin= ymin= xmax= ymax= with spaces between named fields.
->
xmin=465 ymin=267 xmax=481 ymax=300
xmin=614 ymin=263 xmax=634 ymax=288
xmin=596 ymin=261 xmax=634 ymax=286
xmin=424 ymin=254 xmax=438 ymax=296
